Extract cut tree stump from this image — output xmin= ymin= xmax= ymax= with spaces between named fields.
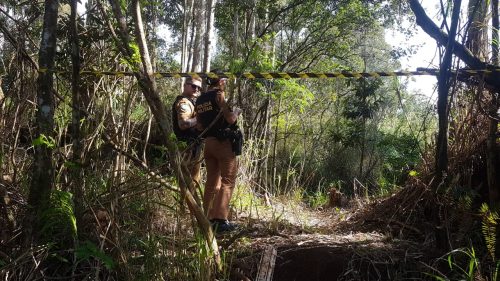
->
xmin=256 ymin=246 xmax=277 ymax=281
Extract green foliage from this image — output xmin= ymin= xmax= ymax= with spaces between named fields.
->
xmin=304 ymin=188 xmax=328 ymax=209
xmin=39 ymin=190 xmax=76 ymax=244
xmin=54 ymin=97 xmax=72 ymax=130
xmin=127 ymin=234 xmax=173 ymax=280
xmin=273 ymin=79 xmax=314 ymax=113
xmin=32 ymin=134 xmax=56 ymax=149
xmin=76 ymin=241 xmax=115 ymax=270
xmin=480 ymin=203 xmax=499 ymax=260
xmin=408 ymin=170 xmax=418 ymax=177
xmin=63 ymin=160 xmax=81 ymax=170
xmin=232 ymin=184 xmax=263 ymax=212
xmin=119 ymin=42 xmax=141 ymax=69
xmin=378 ymin=132 xmax=420 ymax=184
xmin=130 ymin=103 xmax=148 ymax=121
xmin=168 ymin=132 xmax=189 ymax=151
xmin=192 ymin=231 xmax=220 ymax=281
xmin=344 ymin=78 xmax=384 ymax=120
xmin=128 ymin=42 xmax=142 ymax=65
xmin=119 ymin=0 xmax=127 ymax=12
xmin=427 ymin=247 xmax=482 ymax=281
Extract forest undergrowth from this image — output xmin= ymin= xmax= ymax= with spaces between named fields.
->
xmin=1 ymin=149 xmax=498 ymax=281
xmin=0 ymin=82 xmax=497 ymax=280
xmin=2 ymin=1 xmax=500 ymax=280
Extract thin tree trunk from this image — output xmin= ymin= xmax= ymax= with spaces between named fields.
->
xmin=248 ymin=0 xmax=256 ymax=40
xmin=203 ymin=0 xmax=214 ymax=72
xmin=70 ymin=0 xmax=85 ymax=232
xmin=181 ymin=0 xmax=192 ymax=72
xmin=359 ymin=119 xmax=366 ymax=179
xmin=143 ymin=109 xmax=153 ymax=164
xmin=26 ymin=0 xmax=59 ymax=244
xmin=232 ymin=10 xmax=239 ymax=58
xmin=191 ymin=0 xmax=204 ymax=72
xmin=272 ymin=97 xmax=281 ymax=194
xmin=259 ymin=99 xmax=271 ymax=193
xmin=434 ymin=0 xmax=462 ymax=250
xmin=187 ymin=5 xmax=195 ymax=71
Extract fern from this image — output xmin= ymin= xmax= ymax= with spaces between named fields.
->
xmin=39 ymin=190 xmax=77 ymax=245
xmin=479 ymin=203 xmax=499 ymax=261
xmin=76 ymin=241 xmax=115 ymax=270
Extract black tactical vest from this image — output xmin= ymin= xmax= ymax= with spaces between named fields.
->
xmin=195 ymin=90 xmax=228 ymax=137
xmin=172 ymin=95 xmax=198 ymax=142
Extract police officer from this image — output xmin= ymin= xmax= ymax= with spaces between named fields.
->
xmin=195 ymin=75 xmax=242 ymax=232
xmin=172 ymin=77 xmax=203 ymax=183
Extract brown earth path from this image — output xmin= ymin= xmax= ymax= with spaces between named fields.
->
xmin=222 ymin=194 xmax=443 ymax=281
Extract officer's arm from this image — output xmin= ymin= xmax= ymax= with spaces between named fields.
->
xmin=216 ymin=91 xmax=239 ymax=124
xmin=177 ymin=101 xmax=197 ymax=130
xmin=179 ymin=117 xmax=196 ymax=130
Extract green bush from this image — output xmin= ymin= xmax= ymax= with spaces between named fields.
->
xmin=39 ymin=190 xmax=77 ymax=246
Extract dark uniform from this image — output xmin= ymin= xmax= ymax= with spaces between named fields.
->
xmin=195 ymin=89 xmax=238 ymax=226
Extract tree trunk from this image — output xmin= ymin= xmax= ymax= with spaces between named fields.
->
xmin=248 ymin=0 xmax=256 ymax=40
xmin=436 ymin=0 xmax=462 ymax=188
xmin=202 ymin=0 xmax=214 ymax=72
xmin=181 ymin=0 xmax=193 ymax=72
xmin=272 ymin=96 xmax=281 ymax=194
xmin=187 ymin=5 xmax=195 ymax=71
xmin=466 ymin=0 xmax=488 ymax=61
xmin=26 ymin=0 xmax=59 ymax=244
xmin=359 ymin=118 xmax=366 ymax=180
xmin=232 ymin=10 xmax=239 ymax=58
xmin=191 ymin=0 xmax=204 ymax=72
xmin=70 ymin=0 xmax=85 ymax=233
xmin=434 ymin=0 xmax=462 ymax=250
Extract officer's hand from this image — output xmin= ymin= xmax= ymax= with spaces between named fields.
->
xmin=216 ymin=90 xmax=226 ymax=107
xmin=233 ymin=107 xmax=242 ymax=116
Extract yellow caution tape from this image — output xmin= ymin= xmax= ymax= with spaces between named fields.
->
xmin=34 ymin=68 xmax=500 ymax=79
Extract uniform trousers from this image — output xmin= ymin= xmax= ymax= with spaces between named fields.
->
xmin=203 ymin=137 xmax=237 ymax=220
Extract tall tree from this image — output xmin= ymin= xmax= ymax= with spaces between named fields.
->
xmin=190 ymin=0 xmax=204 ymax=71
xmin=203 ymin=0 xmax=215 ymax=72
xmin=69 ymin=0 xmax=85 ymax=230
xmin=410 ymin=0 xmax=500 ymax=209
xmin=466 ymin=0 xmax=488 ymax=60
xmin=26 ymin=0 xmax=59 ymax=243
xmin=181 ymin=0 xmax=193 ymax=72
xmin=434 ymin=0 xmax=461 ymax=250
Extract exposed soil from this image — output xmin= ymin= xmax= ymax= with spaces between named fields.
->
xmin=225 ymin=184 xmax=470 ymax=281
xmin=227 ymin=229 xmax=440 ymax=281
